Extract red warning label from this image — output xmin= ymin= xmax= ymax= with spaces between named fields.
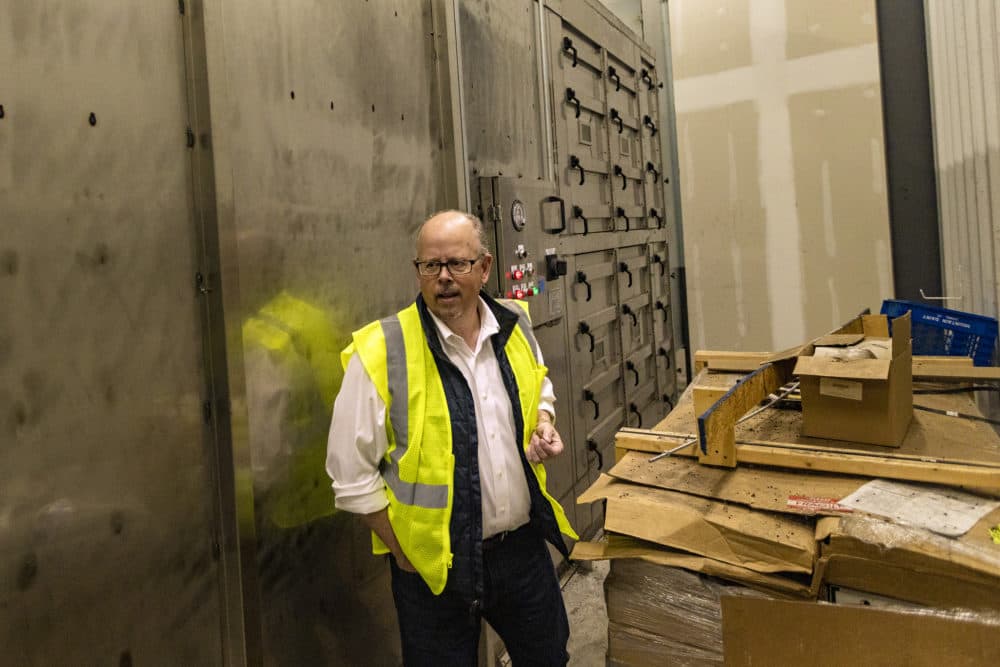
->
xmin=786 ymin=495 xmax=853 ymax=513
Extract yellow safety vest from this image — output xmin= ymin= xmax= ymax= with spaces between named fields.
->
xmin=343 ymin=299 xmax=577 ymax=594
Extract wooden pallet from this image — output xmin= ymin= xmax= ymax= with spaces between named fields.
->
xmin=617 ymin=365 xmax=1000 ymax=492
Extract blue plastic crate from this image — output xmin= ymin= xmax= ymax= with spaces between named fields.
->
xmin=880 ymin=299 xmax=998 ymax=366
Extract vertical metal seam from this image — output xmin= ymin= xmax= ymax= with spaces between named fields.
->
xmin=176 ymin=0 xmax=259 ymax=663
xmin=537 ymin=0 xmax=555 ymax=182
xmin=450 ymin=0 xmax=472 ymax=209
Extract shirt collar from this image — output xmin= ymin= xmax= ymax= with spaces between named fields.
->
xmin=426 ymin=296 xmax=499 ymax=352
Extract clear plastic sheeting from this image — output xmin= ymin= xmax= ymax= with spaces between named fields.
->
xmin=604 ymin=559 xmax=773 ymax=666
xmin=831 ymin=514 xmax=1000 ymax=577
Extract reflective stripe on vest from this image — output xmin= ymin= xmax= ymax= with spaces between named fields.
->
xmin=380 ymin=314 xmax=449 ymax=509
xmin=499 ymin=299 xmax=541 ymax=362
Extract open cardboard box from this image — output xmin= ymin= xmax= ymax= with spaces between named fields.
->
xmin=792 ymin=312 xmax=913 ymax=447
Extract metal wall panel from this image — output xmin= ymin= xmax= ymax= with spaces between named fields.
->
xmin=4 ymin=0 xmax=681 ymax=660
xmin=0 ymin=1 xmax=226 ymax=664
xmin=460 ymin=0 xmax=546 ymax=179
xmin=925 ymin=0 xmax=1000 ymax=321
xmin=198 ymin=1 xmax=452 ymax=663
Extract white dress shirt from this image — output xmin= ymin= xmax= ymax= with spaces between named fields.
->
xmin=325 ymin=298 xmax=556 ymax=538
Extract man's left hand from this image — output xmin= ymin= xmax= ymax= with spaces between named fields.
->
xmin=528 ymin=419 xmax=564 ymax=463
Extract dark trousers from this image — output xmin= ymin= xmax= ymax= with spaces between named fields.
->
xmin=389 ymin=526 xmax=570 ymax=666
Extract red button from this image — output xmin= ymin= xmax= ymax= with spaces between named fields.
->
xmin=514 ymin=289 xmax=525 ymax=299
xmin=505 ymin=290 xmax=514 ymax=298
xmin=505 ymin=271 xmax=512 ymax=279
xmin=513 ymin=269 xmax=524 ymax=280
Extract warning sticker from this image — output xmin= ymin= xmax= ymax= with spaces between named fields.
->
xmin=786 ymin=495 xmax=853 ymax=513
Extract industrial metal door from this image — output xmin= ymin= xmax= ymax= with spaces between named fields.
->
xmin=0 ymin=2 xmax=226 ymax=663
xmin=605 ymin=51 xmax=647 ymax=233
xmin=566 ymin=249 xmax=625 ymax=486
xmin=648 ymin=240 xmax=676 ymax=411
xmin=638 ymin=55 xmax=667 ymax=231
xmin=550 ymin=22 xmax=615 ymax=235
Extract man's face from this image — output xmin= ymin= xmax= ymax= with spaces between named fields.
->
xmin=416 ymin=214 xmax=493 ymax=325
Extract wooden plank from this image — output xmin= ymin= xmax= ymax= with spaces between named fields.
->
xmin=914 ymin=355 xmax=974 ymax=368
xmin=696 ymin=350 xmax=977 ymax=374
xmin=697 ymin=363 xmax=787 ymax=468
xmin=615 ymin=430 xmax=1000 ymax=491
xmin=729 ymin=443 xmax=1000 ymax=490
xmin=693 ymin=350 xmax=770 ymax=372
xmin=617 ymin=427 xmax=1000 ymax=470
xmin=912 ymin=365 xmax=1000 ymax=381
xmin=693 ymin=386 xmax=734 ymax=466
xmin=652 ymin=370 xmax=1000 ymax=464
xmin=609 ymin=450 xmax=864 ymax=515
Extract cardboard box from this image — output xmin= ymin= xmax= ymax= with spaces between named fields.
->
xmin=794 ymin=312 xmax=912 ymax=446
xmin=721 ymin=597 xmax=1000 ymax=667
xmin=813 ymin=513 xmax=1000 ymax=611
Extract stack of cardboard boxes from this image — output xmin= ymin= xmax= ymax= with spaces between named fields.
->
xmin=574 ymin=313 xmax=1000 ymax=666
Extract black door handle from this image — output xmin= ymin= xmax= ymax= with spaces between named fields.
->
xmin=610 ymin=108 xmax=623 ymax=134
xmin=618 ymin=261 xmax=632 ymax=287
xmin=649 ymin=208 xmax=663 ymax=228
xmin=643 ymin=115 xmax=658 ymax=136
xmin=658 ymin=346 xmax=672 ymax=368
xmin=661 ymin=394 xmax=674 ymax=410
xmin=613 ymin=165 xmax=627 ymax=191
xmin=569 ymin=155 xmax=585 ymax=186
xmin=621 ymin=303 xmax=637 ymax=327
xmin=544 ymin=195 xmax=566 ymax=234
xmin=577 ymin=321 xmax=595 ymax=352
xmin=562 ymin=37 xmax=578 ymax=67
xmin=629 ymin=403 xmax=643 ymax=428
xmin=646 ymin=161 xmax=659 ymax=183
xmin=616 ymin=206 xmax=630 ymax=232
xmin=655 ymin=300 xmax=668 ymax=321
xmin=576 ymin=270 xmax=592 ymax=302
xmin=586 ymin=439 xmax=604 ymax=470
xmin=583 ymin=389 xmax=600 ymax=420
xmin=641 ymin=68 xmax=655 ymax=90
xmin=626 ymin=360 xmax=640 ymax=386
xmin=566 ymin=88 xmax=581 ymax=118
xmin=607 ymin=65 xmax=621 ymax=91
xmin=573 ymin=205 xmax=589 ymax=235
xmin=651 ymin=253 xmax=665 ymax=274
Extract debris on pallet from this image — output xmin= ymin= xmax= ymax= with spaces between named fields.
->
xmin=573 ymin=310 xmax=1000 ymax=665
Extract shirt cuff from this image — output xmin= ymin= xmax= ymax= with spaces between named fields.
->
xmin=333 ymin=484 xmax=389 ymax=515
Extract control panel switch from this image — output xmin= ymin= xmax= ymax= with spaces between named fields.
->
xmin=545 ymin=255 xmax=568 ymax=281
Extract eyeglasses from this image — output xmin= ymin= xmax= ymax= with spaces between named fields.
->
xmin=413 ymin=256 xmax=483 ymax=277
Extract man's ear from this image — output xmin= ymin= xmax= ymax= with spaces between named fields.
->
xmin=479 ymin=253 xmax=494 ymax=284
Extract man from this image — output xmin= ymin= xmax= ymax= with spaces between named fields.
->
xmin=326 ymin=210 xmax=578 ymax=665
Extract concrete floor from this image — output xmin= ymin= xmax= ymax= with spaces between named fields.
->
xmin=562 ymin=560 xmax=610 ymax=667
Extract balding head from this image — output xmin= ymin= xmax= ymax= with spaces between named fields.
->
xmin=414 ymin=210 xmax=494 ymax=332
xmin=416 ymin=210 xmax=489 ymax=257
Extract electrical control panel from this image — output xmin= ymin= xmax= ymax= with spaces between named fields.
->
xmin=477 ymin=177 xmax=569 ymax=326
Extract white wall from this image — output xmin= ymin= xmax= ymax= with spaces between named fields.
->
xmin=669 ymin=0 xmax=894 ymax=352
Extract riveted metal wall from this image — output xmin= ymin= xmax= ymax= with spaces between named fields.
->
xmin=196 ymin=0 xmax=455 ymax=663
xmin=925 ymin=0 xmax=1000 ymax=321
xmin=2 ymin=0 xmax=679 ymax=663
xmin=0 ymin=2 xmax=228 ymax=664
